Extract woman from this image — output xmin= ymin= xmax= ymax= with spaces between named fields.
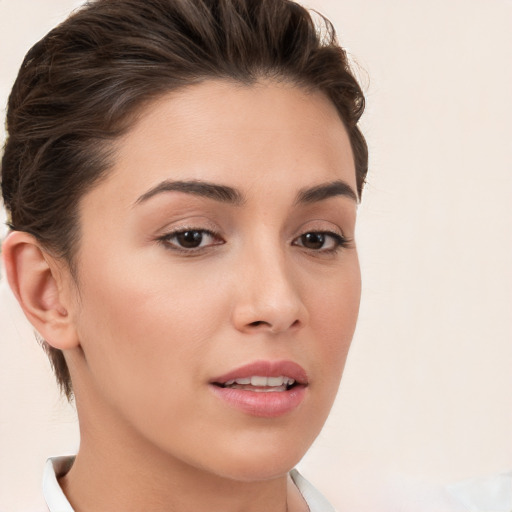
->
xmin=1 ymin=0 xmax=367 ymax=510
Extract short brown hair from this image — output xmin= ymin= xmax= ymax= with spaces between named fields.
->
xmin=1 ymin=0 xmax=368 ymax=399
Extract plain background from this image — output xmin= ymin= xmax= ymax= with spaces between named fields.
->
xmin=1 ymin=0 xmax=511 ymax=510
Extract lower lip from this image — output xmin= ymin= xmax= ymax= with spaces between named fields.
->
xmin=210 ymin=385 xmax=307 ymax=418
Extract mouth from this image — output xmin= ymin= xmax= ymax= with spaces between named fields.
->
xmin=214 ymin=375 xmax=298 ymax=393
xmin=209 ymin=360 xmax=308 ymax=417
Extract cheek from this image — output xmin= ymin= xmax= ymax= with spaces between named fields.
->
xmin=79 ymin=240 xmax=218 ymax=325
xmin=72 ymin=253 xmax=221 ymax=384
xmin=71 ymin=261 xmax=224 ymax=444
xmin=307 ymin=260 xmax=361 ymax=381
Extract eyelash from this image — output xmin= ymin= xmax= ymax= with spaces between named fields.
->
xmin=292 ymin=231 xmax=350 ymax=254
xmin=158 ymin=228 xmax=224 ymax=254
xmin=158 ymin=228 xmax=350 ymax=255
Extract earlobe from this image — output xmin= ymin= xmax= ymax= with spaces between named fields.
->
xmin=2 ymin=231 xmax=79 ymax=350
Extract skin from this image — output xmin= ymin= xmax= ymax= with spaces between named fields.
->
xmin=4 ymin=80 xmax=360 ymax=512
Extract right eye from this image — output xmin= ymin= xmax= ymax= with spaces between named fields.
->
xmin=159 ymin=229 xmax=224 ymax=252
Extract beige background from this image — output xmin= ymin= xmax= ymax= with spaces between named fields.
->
xmin=1 ymin=0 xmax=511 ymax=510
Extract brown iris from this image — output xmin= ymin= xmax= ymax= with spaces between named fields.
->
xmin=300 ymin=232 xmax=325 ymax=250
xmin=176 ymin=231 xmax=204 ymax=248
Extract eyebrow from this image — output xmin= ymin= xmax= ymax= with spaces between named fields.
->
xmin=135 ymin=179 xmax=245 ymax=206
xmin=134 ymin=178 xmax=358 ymax=207
xmin=295 ymin=180 xmax=358 ymax=204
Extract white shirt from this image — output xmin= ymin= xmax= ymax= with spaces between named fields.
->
xmin=445 ymin=471 xmax=512 ymax=512
xmin=42 ymin=456 xmax=336 ymax=512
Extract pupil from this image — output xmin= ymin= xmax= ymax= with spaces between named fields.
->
xmin=302 ymin=232 xmax=324 ymax=249
xmin=177 ymin=231 xmax=203 ymax=248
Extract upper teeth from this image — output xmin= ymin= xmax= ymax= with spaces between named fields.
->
xmin=224 ymin=376 xmax=295 ymax=387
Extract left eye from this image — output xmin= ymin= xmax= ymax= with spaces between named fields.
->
xmin=161 ymin=229 xmax=223 ymax=250
xmin=293 ymin=231 xmax=345 ymax=251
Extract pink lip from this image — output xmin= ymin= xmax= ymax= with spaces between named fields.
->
xmin=210 ymin=360 xmax=308 ymax=418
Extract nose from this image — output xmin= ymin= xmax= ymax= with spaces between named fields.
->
xmin=230 ymin=248 xmax=308 ymax=335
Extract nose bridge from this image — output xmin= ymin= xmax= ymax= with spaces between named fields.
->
xmin=231 ymin=234 xmax=307 ymax=333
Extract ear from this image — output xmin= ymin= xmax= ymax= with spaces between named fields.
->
xmin=2 ymin=231 xmax=80 ymax=350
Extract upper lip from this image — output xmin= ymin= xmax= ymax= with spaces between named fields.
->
xmin=211 ymin=360 xmax=308 ymax=385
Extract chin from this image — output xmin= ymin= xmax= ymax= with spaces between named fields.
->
xmin=211 ymin=455 xmax=303 ymax=483
xmin=194 ymin=431 xmax=316 ymax=483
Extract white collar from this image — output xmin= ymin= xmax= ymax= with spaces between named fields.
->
xmin=43 ymin=456 xmax=336 ymax=512
xmin=290 ymin=468 xmax=337 ymax=511
xmin=42 ymin=456 xmax=75 ymax=512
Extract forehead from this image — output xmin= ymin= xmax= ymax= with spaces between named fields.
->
xmin=84 ymin=80 xmax=356 ymax=209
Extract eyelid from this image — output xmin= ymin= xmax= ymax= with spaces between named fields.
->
xmin=293 ymin=218 xmax=346 ymax=238
xmin=156 ymin=225 xmax=225 ymax=254
xmin=291 ymin=219 xmax=352 ymax=254
xmin=292 ymin=230 xmax=350 ymax=252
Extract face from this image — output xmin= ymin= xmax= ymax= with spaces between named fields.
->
xmin=66 ymin=80 xmax=361 ymax=481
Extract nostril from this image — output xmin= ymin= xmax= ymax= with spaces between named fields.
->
xmin=249 ymin=321 xmax=266 ymax=328
xmin=247 ymin=319 xmax=301 ymax=332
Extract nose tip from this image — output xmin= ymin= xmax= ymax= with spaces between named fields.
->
xmin=231 ymin=268 xmax=308 ymax=335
